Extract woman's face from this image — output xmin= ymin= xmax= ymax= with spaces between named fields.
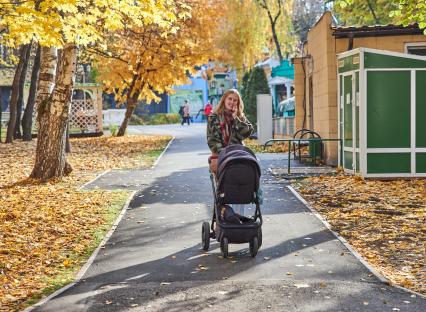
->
xmin=224 ymin=93 xmax=239 ymax=112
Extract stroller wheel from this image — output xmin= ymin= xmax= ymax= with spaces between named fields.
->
xmin=249 ymin=237 xmax=259 ymax=257
xmin=202 ymin=222 xmax=210 ymax=251
xmin=221 ymin=237 xmax=229 ymax=258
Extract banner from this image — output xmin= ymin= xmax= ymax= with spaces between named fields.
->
xmin=170 ymin=89 xmax=204 ymax=115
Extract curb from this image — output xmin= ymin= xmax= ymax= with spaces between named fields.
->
xmin=287 ymin=185 xmax=426 ymax=299
xmin=79 ymin=169 xmax=112 ymax=190
xmin=152 ymin=136 xmax=175 ymax=169
xmin=25 ymin=190 xmax=137 ymax=311
xmin=78 ymin=135 xmax=174 ymax=190
xmin=25 ymin=135 xmax=176 ymax=310
xmin=287 ymin=185 xmax=388 ymax=283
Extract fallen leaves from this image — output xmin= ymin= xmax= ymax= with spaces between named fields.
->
xmin=0 ymin=135 xmax=171 ymax=311
xmin=295 ymin=175 xmax=426 ymax=295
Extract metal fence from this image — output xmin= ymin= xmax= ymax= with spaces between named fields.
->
xmin=273 ymin=116 xmax=295 ymax=138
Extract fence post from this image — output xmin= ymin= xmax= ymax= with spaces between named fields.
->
xmin=287 ymin=140 xmax=291 ymax=175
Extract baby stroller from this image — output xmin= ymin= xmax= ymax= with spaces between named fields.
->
xmin=202 ymin=145 xmax=263 ymax=258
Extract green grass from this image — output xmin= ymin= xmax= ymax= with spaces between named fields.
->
xmin=139 ymin=149 xmax=164 ymax=166
xmin=0 ymin=126 xmax=6 ymax=141
xmin=23 ymin=190 xmax=129 ymax=309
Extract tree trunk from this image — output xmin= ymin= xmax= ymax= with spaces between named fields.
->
xmin=35 ymin=46 xmax=58 ymax=121
xmin=271 ymin=22 xmax=283 ymax=61
xmin=30 ymin=44 xmax=77 ymax=181
xmin=22 ymin=45 xmax=41 ymax=141
xmin=14 ymin=44 xmax=32 ymax=139
xmin=366 ymin=0 xmax=380 ymax=24
xmin=0 ymin=88 xmax=3 ymax=143
xmin=6 ymin=44 xmax=30 ymax=143
xmin=117 ymin=97 xmax=138 ymax=137
xmin=257 ymin=0 xmax=283 ymax=62
xmin=65 ymin=122 xmax=71 ymax=153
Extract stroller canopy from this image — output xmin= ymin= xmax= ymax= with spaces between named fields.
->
xmin=217 ymin=145 xmax=261 ymax=194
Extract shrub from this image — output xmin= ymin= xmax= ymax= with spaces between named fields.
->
xmin=110 ymin=124 xmax=118 ymax=136
xmin=129 ymin=113 xmax=181 ymax=125
xmin=242 ymin=67 xmax=270 ymax=129
xmin=129 ymin=114 xmax=144 ymax=125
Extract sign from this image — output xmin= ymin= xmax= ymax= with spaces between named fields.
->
xmin=170 ymin=89 xmax=204 ymax=115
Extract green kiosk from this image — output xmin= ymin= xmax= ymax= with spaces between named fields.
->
xmin=337 ymin=48 xmax=426 ymax=178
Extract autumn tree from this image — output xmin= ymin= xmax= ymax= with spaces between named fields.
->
xmin=215 ymin=0 xmax=269 ymax=77
xmin=22 ymin=44 xmax=41 ymax=141
xmin=334 ymin=0 xmax=398 ymax=25
xmin=0 ymin=0 xmax=174 ymax=181
xmin=94 ymin=0 xmax=224 ymax=136
xmin=255 ymin=0 xmax=285 ymax=61
xmin=292 ymin=0 xmax=324 ymax=43
xmin=216 ymin=0 xmax=296 ymax=79
xmin=391 ymin=0 xmax=426 ymax=33
xmin=5 ymin=44 xmax=31 ymax=143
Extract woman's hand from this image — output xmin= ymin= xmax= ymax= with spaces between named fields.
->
xmin=231 ymin=105 xmax=238 ymax=119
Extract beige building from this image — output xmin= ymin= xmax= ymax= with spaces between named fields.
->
xmin=293 ymin=12 xmax=426 ymax=165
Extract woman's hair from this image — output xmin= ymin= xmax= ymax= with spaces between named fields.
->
xmin=214 ymin=89 xmax=245 ymax=117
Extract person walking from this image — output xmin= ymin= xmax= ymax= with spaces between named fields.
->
xmin=206 ymin=89 xmax=253 ymax=216
xmin=204 ymin=101 xmax=213 ymax=119
xmin=181 ymin=100 xmax=190 ymax=125
xmin=206 ymin=89 xmax=253 ymax=172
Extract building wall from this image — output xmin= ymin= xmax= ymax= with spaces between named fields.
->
xmin=294 ymin=11 xmax=426 ymax=165
xmin=292 ymin=58 xmax=305 ymax=132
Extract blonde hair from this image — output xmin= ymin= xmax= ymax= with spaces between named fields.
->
xmin=214 ymin=89 xmax=245 ymax=118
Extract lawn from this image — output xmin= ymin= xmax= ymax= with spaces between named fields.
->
xmin=0 ymin=135 xmax=171 ymax=311
xmin=294 ymin=175 xmax=426 ymax=295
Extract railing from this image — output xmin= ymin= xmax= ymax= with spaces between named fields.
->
xmin=263 ymin=138 xmax=342 ymax=175
xmin=273 ymin=116 xmax=295 ymax=138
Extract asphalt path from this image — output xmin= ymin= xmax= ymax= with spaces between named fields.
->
xmin=32 ymin=124 xmax=425 ymax=312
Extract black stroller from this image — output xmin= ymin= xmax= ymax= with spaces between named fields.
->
xmin=202 ymin=145 xmax=263 ymax=258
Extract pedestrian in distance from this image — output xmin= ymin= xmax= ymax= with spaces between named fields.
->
xmin=181 ymin=100 xmax=191 ymax=125
xmin=206 ymin=89 xmax=253 ymax=173
xmin=204 ymin=101 xmax=213 ymax=119
xmin=195 ymin=101 xmax=213 ymax=121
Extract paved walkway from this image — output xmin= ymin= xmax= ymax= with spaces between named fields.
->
xmin=33 ymin=124 xmax=424 ymax=311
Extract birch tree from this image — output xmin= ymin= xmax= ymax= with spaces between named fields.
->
xmin=0 ymin=0 xmax=174 ymax=181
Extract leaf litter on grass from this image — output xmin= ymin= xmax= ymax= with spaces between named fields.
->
xmin=295 ymin=175 xmax=426 ymax=294
xmin=0 ymin=135 xmax=171 ymax=310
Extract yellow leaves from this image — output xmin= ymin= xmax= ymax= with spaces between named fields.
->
xmin=0 ymin=135 xmax=171 ymax=310
xmin=94 ymin=0 xmax=222 ymax=105
xmin=62 ymin=259 xmax=72 ymax=267
xmin=296 ymin=175 xmax=426 ymax=295
xmin=0 ymin=0 xmax=177 ymax=48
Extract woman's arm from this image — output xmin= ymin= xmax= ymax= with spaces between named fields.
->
xmin=233 ymin=115 xmax=253 ymax=140
xmin=207 ymin=113 xmax=224 ymax=154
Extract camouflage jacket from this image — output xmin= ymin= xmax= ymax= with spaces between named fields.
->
xmin=207 ymin=112 xmax=253 ymax=154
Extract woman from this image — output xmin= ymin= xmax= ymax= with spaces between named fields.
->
xmin=181 ymin=100 xmax=190 ymax=125
xmin=207 ymin=89 xmax=253 ymax=173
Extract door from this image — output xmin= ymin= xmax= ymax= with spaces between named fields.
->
xmin=341 ymin=72 xmax=359 ymax=172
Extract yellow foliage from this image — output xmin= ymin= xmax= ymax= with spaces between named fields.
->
xmin=0 ymin=0 xmax=175 ymax=48
xmin=296 ymin=175 xmax=426 ymax=295
xmin=94 ymin=0 xmax=225 ymax=105
xmin=0 ymin=135 xmax=171 ymax=310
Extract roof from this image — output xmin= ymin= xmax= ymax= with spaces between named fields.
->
xmin=333 ymin=23 xmax=424 ymax=38
xmin=268 ymin=76 xmax=293 ymax=86
xmin=271 ymin=59 xmax=294 ymax=80
xmin=255 ymin=57 xmax=280 ymax=69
